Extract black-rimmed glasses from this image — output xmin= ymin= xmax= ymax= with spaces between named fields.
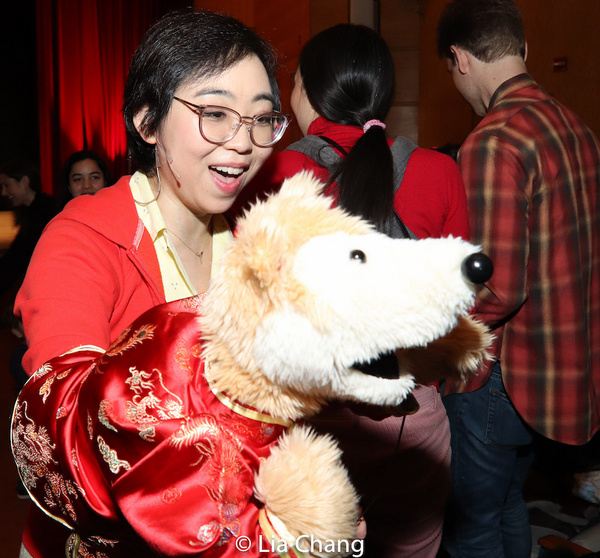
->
xmin=173 ymin=97 xmax=291 ymax=148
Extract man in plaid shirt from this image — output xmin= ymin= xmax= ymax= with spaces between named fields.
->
xmin=437 ymin=1 xmax=600 ymax=556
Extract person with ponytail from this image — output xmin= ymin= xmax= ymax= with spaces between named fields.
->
xmin=240 ymin=24 xmax=470 ymax=558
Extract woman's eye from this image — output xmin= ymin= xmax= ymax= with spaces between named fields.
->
xmin=255 ymin=115 xmax=273 ymax=127
xmin=203 ymin=111 xmax=227 ymax=121
xmin=350 ymin=249 xmax=366 ymax=263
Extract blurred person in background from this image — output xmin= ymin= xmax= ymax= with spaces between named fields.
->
xmin=0 ymin=159 xmax=56 ymax=329
xmin=59 ymin=149 xmax=113 ymax=207
xmin=241 ymin=23 xmax=470 ymax=558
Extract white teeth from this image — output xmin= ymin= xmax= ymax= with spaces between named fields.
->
xmin=212 ymin=166 xmax=244 ymax=176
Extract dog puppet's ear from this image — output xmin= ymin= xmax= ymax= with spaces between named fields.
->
xmin=234 ymin=171 xmax=326 ymax=294
xmin=396 ymin=314 xmax=493 ymax=386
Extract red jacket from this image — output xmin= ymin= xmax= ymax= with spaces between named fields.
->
xmin=16 ymin=175 xmax=166 ymax=375
xmin=15 ymin=175 xmax=167 ymax=557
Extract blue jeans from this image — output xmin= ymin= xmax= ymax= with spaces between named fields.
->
xmin=442 ymin=363 xmax=534 ymax=558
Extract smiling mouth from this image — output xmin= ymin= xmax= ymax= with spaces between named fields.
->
xmin=210 ymin=165 xmax=246 ymax=179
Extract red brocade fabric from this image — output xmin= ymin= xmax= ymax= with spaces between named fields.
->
xmin=12 ymin=297 xmax=285 ymax=557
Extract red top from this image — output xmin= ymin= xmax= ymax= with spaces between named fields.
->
xmin=235 ymin=117 xmax=469 ymax=241
xmin=15 ymin=176 xmax=166 ymax=374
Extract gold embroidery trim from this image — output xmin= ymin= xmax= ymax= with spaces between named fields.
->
xmin=209 ymin=385 xmax=292 ymax=428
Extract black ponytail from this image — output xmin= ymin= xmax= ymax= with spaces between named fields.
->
xmin=299 ymin=24 xmax=396 ymax=235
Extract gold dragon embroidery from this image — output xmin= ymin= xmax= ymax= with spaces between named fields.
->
xmin=12 ymin=400 xmax=83 ymax=522
xmin=105 ymin=324 xmax=157 ymax=357
xmin=172 ymin=415 xmax=250 ymax=549
xmin=124 ymin=365 xmax=185 ymax=442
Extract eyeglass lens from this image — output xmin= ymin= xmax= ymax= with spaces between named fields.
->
xmin=200 ymin=106 xmax=287 ymax=147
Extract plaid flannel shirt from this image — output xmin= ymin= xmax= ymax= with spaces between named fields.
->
xmin=449 ymin=74 xmax=600 ymax=445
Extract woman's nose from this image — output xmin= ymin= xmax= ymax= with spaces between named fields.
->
xmin=461 ymin=252 xmax=494 ymax=284
xmin=224 ymin=122 xmax=253 ymax=153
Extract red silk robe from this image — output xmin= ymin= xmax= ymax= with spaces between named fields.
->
xmin=12 ymin=297 xmax=290 ymax=557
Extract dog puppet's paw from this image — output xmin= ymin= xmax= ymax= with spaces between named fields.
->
xmin=397 ymin=314 xmax=492 ymax=386
xmin=254 ymin=426 xmax=359 ymax=555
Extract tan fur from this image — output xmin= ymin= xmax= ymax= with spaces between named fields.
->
xmin=195 ymin=172 xmax=493 ymax=556
xmin=397 ymin=315 xmax=492 ymax=386
xmin=201 ymin=173 xmax=372 ymax=420
xmin=254 ymin=426 xmax=359 ymax=543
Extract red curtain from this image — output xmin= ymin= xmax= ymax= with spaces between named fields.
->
xmin=36 ymin=0 xmax=179 ymax=195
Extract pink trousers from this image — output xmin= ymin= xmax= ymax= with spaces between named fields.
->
xmin=308 ymin=385 xmax=451 ymax=558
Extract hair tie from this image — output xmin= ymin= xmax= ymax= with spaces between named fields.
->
xmin=363 ymin=119 xmax=386 ymax=133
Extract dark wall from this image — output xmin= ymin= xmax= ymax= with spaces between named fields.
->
xmin=0 ymin=1 xmax=39 ymax=165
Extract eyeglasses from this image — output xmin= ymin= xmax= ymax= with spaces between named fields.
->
xmin=173 ymin=97 xmax=291 ymax=148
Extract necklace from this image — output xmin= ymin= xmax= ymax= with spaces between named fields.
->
xmin=168 ymin=228 xmax=210 ymax=263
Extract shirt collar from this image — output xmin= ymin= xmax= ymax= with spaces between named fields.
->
xmin=488 ymin=73 xmax=535 ymax=110
xmin=130 ymin=171 xmax=166 ymax=242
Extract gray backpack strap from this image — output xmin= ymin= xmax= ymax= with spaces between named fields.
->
xmin=287 ymin=134 xmax=419 ymax=239
xmin=390 ymin=136 xmax=418 ymax=197
xmin=285 ymin=135 xmax=340 ymax=174
xmin=389 ymin=136 xmax=418 ymax=239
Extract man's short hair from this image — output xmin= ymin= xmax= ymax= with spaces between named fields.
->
xmin=437 ymin=0 xmax=526 ymax=63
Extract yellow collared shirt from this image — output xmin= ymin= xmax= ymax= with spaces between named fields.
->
xmin=130 ymin=171 xmax=233 ymax=301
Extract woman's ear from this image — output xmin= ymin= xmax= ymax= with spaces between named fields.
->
xmin=133 ymin=107 xmax=157 ymax=144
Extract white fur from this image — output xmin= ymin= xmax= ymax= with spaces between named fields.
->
xmin=253 ymin=231 xmax=479 ymax=405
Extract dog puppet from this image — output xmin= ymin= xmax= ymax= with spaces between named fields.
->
xmin=12 ymin=171 xmax=491 ymax=557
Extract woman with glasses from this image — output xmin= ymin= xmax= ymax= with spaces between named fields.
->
xmin=13 ymin=11 xmax=289 ymax=558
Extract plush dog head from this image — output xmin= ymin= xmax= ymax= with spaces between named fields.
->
xmin=201 ymin=172 xmax=491 ymax=420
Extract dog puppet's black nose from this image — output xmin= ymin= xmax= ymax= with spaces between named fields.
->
xmin=462 ymin=253 xmax=493 ymax=284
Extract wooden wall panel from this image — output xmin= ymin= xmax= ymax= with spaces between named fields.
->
xmin=193 ymin=0 xmax=255 ymax=25
xmin=392 ymin=49 xmax=420 ymax=105
xmin=380 ymin=0 xmax=420 ymax=47
xmin=254 ymin=1 xmax=311 ymax=146
xmin=310 ymin=0 xmax=349 ymax=35
xmin=386 ymin=106 xmax=419 ymax=143
xmin=380 ymin=0 xmax=420 ymax=142
xmin=518 ymin=0 xmax=600 ymax=140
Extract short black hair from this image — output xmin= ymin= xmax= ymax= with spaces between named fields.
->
xmin=437 ymin=0 xmax=526 ymax=63
xmin=123 ymin=10 xmax=280 ymax=175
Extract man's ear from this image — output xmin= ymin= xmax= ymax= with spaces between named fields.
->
xmin=133 ymin=107 xmax=157 ymax=145
xmin=450 ymin=46 xmax=470 ymax=75
xmin=524 ymin=41 xmax=528 ymax=62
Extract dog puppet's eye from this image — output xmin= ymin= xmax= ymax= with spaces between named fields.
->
xmin=350 ymin=249 xmax=366 ymax=263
